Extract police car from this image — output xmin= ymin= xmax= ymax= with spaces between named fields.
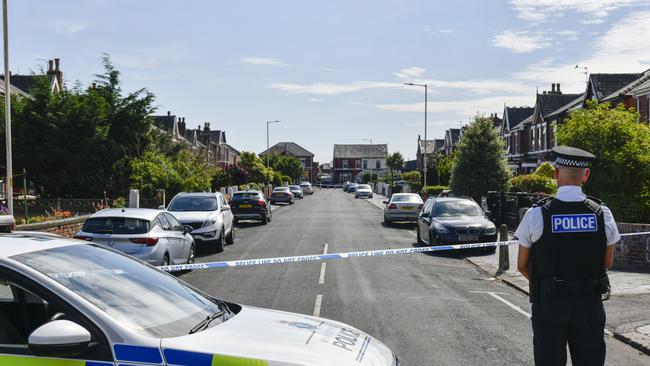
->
xmin=0 ymin=233 xmax=398 ymax=365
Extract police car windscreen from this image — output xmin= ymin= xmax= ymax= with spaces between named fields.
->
xmin=13 ymin=244 xmax=226 ymax=338
xmin=82 ymin=217 xmax=150 ymax=234
xmin=434 ymin=201 xmax=483 ymax=217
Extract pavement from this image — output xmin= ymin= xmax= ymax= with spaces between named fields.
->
xmin=179 ymin=189 xmax=649 ymax=365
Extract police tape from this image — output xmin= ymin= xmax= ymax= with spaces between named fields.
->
xmin=158 ymin=231 xmax=650 ymax=273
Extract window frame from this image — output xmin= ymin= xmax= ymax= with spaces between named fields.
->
xmin=156 ymin=214 xmax=172 ymax=231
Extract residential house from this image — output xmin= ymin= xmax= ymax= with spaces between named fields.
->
xmin=632 ymin=78 xmax=650 ymax=122
xmin=197 ymin=123 xmax=240 ymax=168
xmin=259 ymin=142 xmax=316 ymax=183
xmin=416 ymin=136 xmax=444 ymax=172
xmin=599 ymin=69 xmax=650 ymax=113
xmin=502 ymin=106 xmax=535 ymax=173
xmin=152 ymin=111 xmax=186 ymax=143
xmin=332 ymin=144 xmax=388 ymax=183
xmin=523 ymin=84 xmax=582 ymax=171
xmin=402 ymin=160 xmax=417 ymax=172
xmin=1 ymin=58 xmax=64 ymax=97
xmin=584 ymin=73 xmax=644 ymax=108
xmin=489 ymin=113 xmax=502 ymax=133
xmin=443 ymin=128 xmax=461 ymax=156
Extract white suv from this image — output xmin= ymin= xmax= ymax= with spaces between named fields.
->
xmin=165 ymin=192 xmax=234 ymax=253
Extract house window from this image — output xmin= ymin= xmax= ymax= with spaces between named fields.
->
xmin=375 ymin=160 xmax=380 ymax=169
xmin=300 ymin=158 xmax=306 ymax=168
xmin=363 ymin=160 xmax=368 ymax=169
xmin=355 ymin=160 xmax=360 ymax=169
xmin=531 ymin=128 xmax=536 ymax=151
xmin=343 ymin=160 xmax=348 ymax=169
xmin=541 ymin=124 xmax=546 ymax=150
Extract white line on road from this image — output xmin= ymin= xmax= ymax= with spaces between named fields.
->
xmin=313 ymin=294 xmax=323 ymax=317
xmin=323 ymin=243 xmax=329 ymax=255
xmin=470 ymin=291 xmax=531 ymax=318
xmin=319 ymin=263 xmax=327 ymax=284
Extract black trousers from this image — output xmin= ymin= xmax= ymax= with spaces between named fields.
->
xmin=531 ymin=295 xmax=605 ymax=366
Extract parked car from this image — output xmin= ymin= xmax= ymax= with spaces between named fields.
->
xmin=289 ymin=185 xmax=304 ymax=199
xmin=383 ymin=193 xmax=423 ymax=225
xmin=347 ymin=182 xmax=359 ymax=193
xmin=74 ymin=208 xmax=195 ymax=266
xmin=416 ymin=197 xmax=497 ymax=253
xmin=270 ymin=186 xmax=294 ymax=205
xmin=343 ymin=181 xmax=351 ymax=191
xmin=165 ymin=192 xmax=235 ymax=253
xmin=300 ymin=181 xmax=314 ymax=195
xmin=230 ymin=190 xmax=272 ymax=224
xmin=355 ymin=184 xmax=374 ymax=198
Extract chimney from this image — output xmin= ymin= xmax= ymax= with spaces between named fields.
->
xmin=47 ymin=60 xmax=54 ymax=74
xmin=556 ymin=83 xmax=561 ymax=94
xmin=167 ymin=111 xmax=171 ymax=116
xmin=178 ymin=117 xmax=186 ymax=136
xmin=91 ymin=82 xmax=96 ymax=89
xmin=53 ymin=58 xmax=63 ymax=90
xmin=54 ymin=58 xmax=60 ymax=72
xmin=551 ymin=83 xmax=556 ymax=93
xmin=204 ymin=122 xmax=210 ymax=131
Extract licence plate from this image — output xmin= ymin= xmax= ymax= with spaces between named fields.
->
xmin=239 ymin=204 xmax=252 ymax=208
xmin=458 ymin=235 xmax=479 ymax=241
xmin=401 ymin=206 xmax=414 ymax=210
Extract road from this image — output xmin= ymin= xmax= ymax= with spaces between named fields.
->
xmin=179 ymin=189 xmax=649 ymax=365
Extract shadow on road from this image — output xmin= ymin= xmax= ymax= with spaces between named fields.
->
xmin=381 ymin=222 xmax=417 ymax=229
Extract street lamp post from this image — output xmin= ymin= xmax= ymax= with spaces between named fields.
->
xmin=3 ymin=0 xmax=13 ymax=215
xmin=266 ymin=120 xmax=280 ymax=168
xmin=21 ymin=168 xmax=26 ymax=218
xmin=404 ymin=82 xmax=428 ymax=188
xmin=362 ymin=138 xmax=373 ymax=184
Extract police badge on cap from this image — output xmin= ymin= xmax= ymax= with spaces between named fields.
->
xmin=552 ymin=146 xmax=596 ymax=168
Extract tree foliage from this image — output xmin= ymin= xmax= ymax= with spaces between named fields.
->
xmin=238 ymin=152 xmax=273 ymax=183
xmin=272 ymin=155 xmax=304 ymax=181
xmin=534 ymin=162 xmax=555 ymax=179
xmin=386 ymin=152 xmax=404 ymax=186
xmin=558 ymin=100 xmax=650 ymax=221
xmin=449 ymin=116 xmax=510 ymax=201
xmin=401 ymin=171 xmax=422 ymax=191
xmin=510 ymin=174 xmax=557 ymax=194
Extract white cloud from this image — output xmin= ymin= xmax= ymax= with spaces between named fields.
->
xmin=268 ymin=81 xmax=402 ymax=95
xmin=419 ymin=26 xmax=455 ymax=34
xmin=394 ymin=66 xmax=427 ymax=79
xmin=54 ymin=20 xmax=86 ymax=34
xmin=240 ymin=57 xmax=289 ymax=67
xmin=376 ymin=95 xmax=533 ymax=116
xmin=493 ymin=30 xmax=552 ymax=53
xmin=308 ymin=98 xmax=324 ymax=102
xmin=509 ymin=0 xmax=650 ymax=23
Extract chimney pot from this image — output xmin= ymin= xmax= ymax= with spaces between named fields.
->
xmin=48 ymin=60 xmax=54 ymax=73
xmin=54 ymin=58 xmax=60 ymax=71
xmin=167 ymin=111 xmax=171 ymax=116
xmin=557 ymin=83 xmax=561 ymax=94
xmin=551 ymin=83 xmax=556 ymax=93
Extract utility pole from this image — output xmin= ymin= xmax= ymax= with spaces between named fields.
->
xmin=404 ymin=83 xmax=428 ymax=187
xmin=266 ymin=120 xmax=280 ymax=168
xmin=3 ymin=0 xmax=12 ymax=215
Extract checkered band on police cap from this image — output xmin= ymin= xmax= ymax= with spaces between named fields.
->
xmin=555 ymin=156 xmax=590 ymax=167
xmin=551 ymin=146 xmax=595 ymax=168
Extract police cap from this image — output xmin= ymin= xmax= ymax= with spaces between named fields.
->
xmin=552 ymin=146 xmax=596 ymax=168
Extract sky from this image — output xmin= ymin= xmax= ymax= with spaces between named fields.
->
xmin=8 ymin=0 xmax=650 ymax=162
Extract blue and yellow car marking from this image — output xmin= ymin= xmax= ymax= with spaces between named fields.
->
xmin=164 ymin=348 xmax=268 ymax=366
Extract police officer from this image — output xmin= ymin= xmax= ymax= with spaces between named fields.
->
xmin=515 ymin=146 xmax=620 ymax=366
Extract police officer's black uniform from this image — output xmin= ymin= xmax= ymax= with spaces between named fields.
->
xmin=520 ymin=146 xmax=613 ymax=366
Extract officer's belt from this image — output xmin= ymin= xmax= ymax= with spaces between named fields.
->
xmin=539 ymin=277 xmax=600 ymax=297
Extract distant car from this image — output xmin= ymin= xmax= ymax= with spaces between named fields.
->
xmin=416 ymin=197 xmax=497 ymax=252
xmin=355 ymin=184 xmax=374 ymax=198
xmin=437 ymin=189 xmax=455 ymax=197
xmin=347 ymin=182 xmax=359 ymax=193
xmin=300 ymin=181 xmax=314 ymax=195
xmin=165 ymin=192 xmax=235 ymax=253
xmin=343 ymin=181 xmax=351 ymax=191
xmin=383 ymin=193 xmax=423 ymax=225
xmin=270 ymin=186 xmax=294 ymax=205
xmin=75 ymin=208 xmax=195 ymax=266
xmin=289 ymin=185 xmax=304 ymax=199
xmin=230 ymin=190 xmax=272 ymax=224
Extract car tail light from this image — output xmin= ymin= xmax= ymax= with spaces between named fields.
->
xmin=73 ymin=235 xmax=93 ymax=241
xmin=389 ymin=204 xmax=397 ymax=209
xmin=130 ymin=237 xmax=159 ymax=246
xmin=418 ymin=204 xmax=424 ymax=209
xmin=257 ymin=199 xmax=266 ymax=206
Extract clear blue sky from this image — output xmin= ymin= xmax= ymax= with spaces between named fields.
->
xmin=8 ymin=0 xmax=650 ymax=162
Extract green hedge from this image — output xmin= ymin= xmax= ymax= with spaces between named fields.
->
xmin=238 ymin=183 xmax=263 ymax=191
xmin=422 ymin=185 xmax=449 ymax=195
xmin=510 ymin=174 xmax=557 ymax=194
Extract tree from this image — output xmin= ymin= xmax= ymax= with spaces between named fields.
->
xmin=534 ymin=162 xmax=555 ymax=179
xmin=386 ymin=152 xmax=404 ymax=186
xmin=272 ymin=155 xmax=304 ymax=182
xmin=238 ymin=152 xmax=273 ymax=183
xmin=360 ymin=173 xmax=378 ymax=184
xmin=558 ymin=100 xmax=650 ymax=222
xmin=449 ymin=115 xmax=510 ymax=201
xmin=401 ymin=171 xmax=422 ymax=192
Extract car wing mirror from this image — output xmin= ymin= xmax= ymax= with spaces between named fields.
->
xmin=221 ymin=205 xmax=231 ymax=212
xmin=28 ymin=320 xmax=91 ymax=358
xmin=420 ymin=211 xmax=430 ymax=218
xmin=382 ymin=200 xmax=388 ymax=204
xmin=183 ymin=225 xmax=194 ymax=234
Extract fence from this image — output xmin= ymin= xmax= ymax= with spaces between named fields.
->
xmin=485 ymin=191 xmax=547 ymax=231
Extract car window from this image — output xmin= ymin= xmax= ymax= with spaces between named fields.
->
xmin=82 ymin=217 xmax=150 ymax=234
xmin=232 ymin=192 xmax=262 ymax=200
xmin=422 ymin=199 xmax=434 ymax=214
xmin=157 ymin=214 xmax=172 ymax=231
xmin=391 ymin=195 xmax=422 ymax=203
xmin=289 ymin=185 xmax=300 ymax=190
xmin=219 ymin=195 xmax=227 ymax=207
xmin=359 ymin=185 xmax=371 ymax=189
xmin=433 ymin=200 xmax=483 ymax=217
xmin=168 ymin=196 xmax=219 ymax=211
xmin=273 ymin=187 xmax=289 ymax=192
xmin=164 ymin=213 xmax=184 ymax=232
xmin=14 ymin=245 xmax=227 ymax=338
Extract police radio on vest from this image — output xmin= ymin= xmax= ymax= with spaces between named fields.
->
xmin=551 ymin=214 xmax=598 ymax=233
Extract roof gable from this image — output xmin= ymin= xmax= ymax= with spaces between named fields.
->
xmin=260 ymin=142 xmax=314 ymax=157
xmin=536 ymin=93 xmax=583 ymax=119
xmin=503 ymin=106 xmax=534 ymax=132
xmin=587 ymin=73 xmax=643 ymax=100
xmin=333 ymin=144 xmax=388 ymax=158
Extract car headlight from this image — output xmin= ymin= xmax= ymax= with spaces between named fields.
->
xmin=202 ymin=219 xmax=218 ymax=227
xmin=432 ymin=221 xmax=450 ymax=234
xmin=484 ymin=225 xmax=497 ymax=235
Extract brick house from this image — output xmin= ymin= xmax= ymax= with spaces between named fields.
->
xmin=259 ymin=142 xmax=316 ymax=183
xmin=502 ymin=106 xmax=535 ymax=173
xmin=632 ymin=78 xmax=650 ymax=122
xmin=332 ymin=144 xmax=388 ymax=183
xmin=584 ymin=72 xmax=645 ymax=108
xmin=416 ymin=136 xmax=444 ymax=172
xmin=442 ymin=129 xmax=461 ymax=156
xmin=1 ymin=58 xmax=64 ymax=97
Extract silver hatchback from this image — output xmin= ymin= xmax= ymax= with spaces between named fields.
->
xmin=75 ymin=208 xmax=195 ymax=266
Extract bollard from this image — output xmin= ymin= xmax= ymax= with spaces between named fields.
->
xmin=497 ymin=224 xmax=510 ymax=274
xmin=128 ymin=189 xmax=140 ymax=208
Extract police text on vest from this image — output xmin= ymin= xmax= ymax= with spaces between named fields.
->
xmin=551 ymin=214 xmax=598 ymax=233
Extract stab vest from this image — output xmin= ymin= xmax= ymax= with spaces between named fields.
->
xmin=531 ymin=197 xmax=607 ymax=282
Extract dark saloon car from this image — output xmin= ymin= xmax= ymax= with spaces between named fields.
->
xmin=416 ymin=197 xmax=497 ymax=253
xmin=270 ymin=186 xmax=294 ymax=205
xmin=230 ymin=190 xmax=272 ymax=224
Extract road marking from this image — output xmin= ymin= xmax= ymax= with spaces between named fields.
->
xmin=313 ymin=294 xmax=323 ymax=317
xmin=470 ymin=291 xmax=531 ymax=318
xmin=323 ymin=243 xmax=329 ymax=255
xmin=319 ymin=263 xmax=327 ymax=284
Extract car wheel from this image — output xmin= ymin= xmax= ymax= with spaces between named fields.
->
xmin=290 ymin=200 xmax=294 ymax=205
xmin=370 ymin=195 xmax=373 ymax=198
xmin=416 ymin=225 xmax=424 ymax=245
xmin=187 ymin=244 xmax=195 ymax=264
xmin=214 ymin=231 xmax=225 ymax=253
xmin=383 ymin=215 xmax=391 ymax=226
xmin=225 ymin=226 xmax=235 ymax=245
xmin=261 ymin=214 xmax=268 ymax=225
xmin=161 ymin=253 xmax=170 ymax=266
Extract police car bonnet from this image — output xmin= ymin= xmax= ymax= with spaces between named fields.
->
xmin=552 ymin=146 xmax=595 ymax=168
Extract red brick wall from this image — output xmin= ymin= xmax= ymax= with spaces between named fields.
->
xmin=614 ymin=223 xmax=650 ymax=272
xmin=17 ymin=215 xmax=89 ymax=238
xmin=637 ymin=95 xmax=649 ymax=122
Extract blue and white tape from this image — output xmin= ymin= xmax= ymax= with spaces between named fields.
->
xmin=159 ymin=231 xmax=650 ymax=273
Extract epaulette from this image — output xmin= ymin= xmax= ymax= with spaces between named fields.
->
xmin=585 ymin=196 xmax=604 ymax=214
xmin=534 ymin=196 xmax=553 ymax=209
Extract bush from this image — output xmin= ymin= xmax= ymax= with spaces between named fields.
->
xmin=238 ymin=183 xmax=262 ymax=191
xmin=111 ymin=196 xmax=127 ymax=208
xmin=422 ymin=185 xmax=449 ymax=196
xmin=534 ymin=162 xmax=555 ymax=179
xmin=401 ymin=171 xmax=422 ymax=191
xmin=510 ymin=174 xmax=557 ymax=194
